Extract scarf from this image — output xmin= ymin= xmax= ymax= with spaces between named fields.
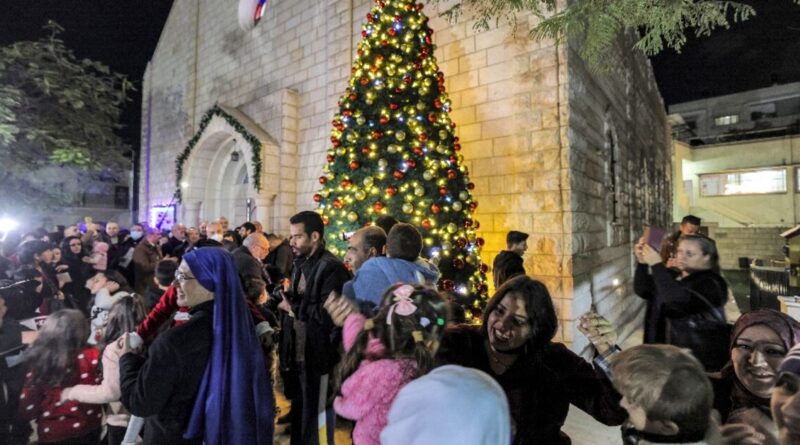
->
xmin=183 ymin=248 xmax=274 ymax=444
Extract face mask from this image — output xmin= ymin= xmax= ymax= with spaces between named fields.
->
xmin=130 ymin=230 xmax=143 ymax=240
xmin=210 ymin=233 xmax=223 ymax=242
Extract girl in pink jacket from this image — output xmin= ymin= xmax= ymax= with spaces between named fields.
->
xmin=325 ymin=283 xmax=450 ymax=445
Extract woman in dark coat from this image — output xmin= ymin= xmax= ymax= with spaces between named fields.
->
xmin=435 ymin=275 xmax=626 ymax=445
xmin=10 ymin=240 xmax=59 ymax=318
xmin=119 ymin=247 xmax=273 ymax=445
xmin=634 ymin=234 xmax=728 ymax=367
xmin=59 ymin=236 xmax=93 ymax=316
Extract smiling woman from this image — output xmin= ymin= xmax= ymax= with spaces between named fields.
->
xmin=435 ymin=275 xmax=626 ymax=445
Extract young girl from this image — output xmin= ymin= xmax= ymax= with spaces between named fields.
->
xmin=324 ymin=283 xmax=449 ymax=445
xmin=19 ymin=309 xmax=103 ymax=444
xmin=60 ymin=295 xmax=147 ymax=445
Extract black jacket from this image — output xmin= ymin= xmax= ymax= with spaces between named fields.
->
xmin=492 ymin=250 xmax=526 ymax=288
xmin=634 ymin=263 xmax=728 ymax=344
xmin=119 ymin=300 xmax=213 ymax=445
xmin=232 ymin=247 xmax=266 ymax=285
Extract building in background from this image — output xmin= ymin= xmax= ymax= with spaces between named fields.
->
xmin=670 ymin=82 xmax=800 ymax=269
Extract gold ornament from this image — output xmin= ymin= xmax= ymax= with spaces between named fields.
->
xmin=363 ymin=177 xmax=374 ymax=187
xmin=402 ymin=203 xmax=414 ymax=214
xmin=447 ymin=223 xmax=458 ymax=234
xmin=378 ymin=159 xmax=388 ymax=169
xmin=347 ymin=212 xmax=358 ymax=222
xmin=355 ymin=190 xmax=366 ymax=200
xmin=452 ymin=201 xmax=463 ymax=211
xmin=459 ymin=191 xmax=469 ymax=201
xmin=414 ymin=186 xmax=425 ymax=197
xmin=395 ymin=131 xmax=406 ymax=142
xmin=357 ymin=116 xmax=366 ymax=125
xmin=423 ymin=171 xmax=434 ymax=181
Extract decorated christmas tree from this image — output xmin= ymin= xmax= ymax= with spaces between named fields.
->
xmin=316 ymin=0 xmax=489 ymax=317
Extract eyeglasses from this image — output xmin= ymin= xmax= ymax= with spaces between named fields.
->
xmin=174 ymin=270 xmax=196 ymax=283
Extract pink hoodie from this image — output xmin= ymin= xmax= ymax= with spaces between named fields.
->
xmin=333 ymin=313 xmax=419 ymax=445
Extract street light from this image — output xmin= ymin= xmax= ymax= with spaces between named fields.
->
xmin=0 ymin=217 xmax=19 ymax=241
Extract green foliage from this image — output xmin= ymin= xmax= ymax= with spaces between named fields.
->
xmin=320 ymin=0 xmax=490 ymax=316
xmin=0 ymin=21 xmax=132 ymax=209
xmin=429 ymin=0 xmax=761 ymax=70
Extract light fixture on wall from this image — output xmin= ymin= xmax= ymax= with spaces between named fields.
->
xmin=231 ymin=139 xmax=240 ymax=162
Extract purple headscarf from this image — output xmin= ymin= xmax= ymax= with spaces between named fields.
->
xmin=182 ymin=248 xmax=274 ymax=444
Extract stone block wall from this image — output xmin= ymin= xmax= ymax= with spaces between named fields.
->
xmin=711 ymin=227 xmax=787 ymax=269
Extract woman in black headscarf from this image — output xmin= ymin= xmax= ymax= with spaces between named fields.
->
xmin=59 ymin=236 xmax=93 ymax=316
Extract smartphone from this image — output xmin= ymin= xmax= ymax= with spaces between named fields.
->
xmin=642 ymin=226 xmax=667 ymax=251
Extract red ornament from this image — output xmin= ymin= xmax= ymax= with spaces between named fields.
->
xmin=474 ymin=220 xmax=481 ymax=229
xmin=434 ymin=98 xmax=442 ymax=108
xmin=386 ymin=185 xmax=398 ymax=196
xmin=453 ymin=258 xmax=465 ymax=270
xmin=431 ymin=203 xmax=442 ymax=214
xmin=322 ymin=216 xmax=330 ymax=225
xmin=366 ymin=13 xmax=373 ymax=22
xmin=361 ymin=30 xmax=368 ymax=38
xmin=326 ymin=154 xmax=334 ymax=163
xmin=438 ymin=187 xmax=447 ymax=196
xmin=381 ymin=39 xmax=388 ymax=46
xmin=427 ymin=113 xmax=437 ymax=123
xmin=373 ymin=201 xmax=385 ymax=212
xmin=313 ymin=194 xmax=322 ymax=203
xmin=388 ymin=28 xmax=396 ymax=36
xmin=479 ymin=284 xmax=489 ymax=294
xmin=442 ymin=279 xmax=455 ymax=291
xmin=421 ymin=219 xmax=432 ymax=230
xmin=406 ymin=159 xmax=416 ymax=169
xmin=469 ymin=202 xmax=478 ymax=212
xmin=361 ymin=146 xmax=371 ymax=156
xmin=446 ymin=170 xmax=457 ymax=180
xmin=331 ymin=139 xmax=341 ymax=148
xmin=448 ymin=155 xmax=457 ymax=164
xmin=417 ymin=3 xmax=424 ymax=10
xmin=376 ymin=54 xmax=384 ymax=62
xmin=333 ymin=198 xmax=343 ymax=209
xmin=393 ymin=170 xmax=405 ymax=180
xmin=341 ymin=179 xmax=352 ymax=188
xmin=370 ymin=64 xmax=379 ymax=73
xmin=464 ymin=219 xmax=473 ymax=228
xmin=454 ymin=143 xmax=462 ymax=151
xmin=467 ymin=182 xmax=475 ymax=190
xmin=404 ymin=3 xmax=414 ymax=11
xmin=456 ymin=238 xmax=467 ymax=248
xmin=476 ymin=237 xmax=485 ymax=247
xmin=350 ymin=93 xmax=358 ymax=101
xmin=425 ymin=36 xmax=433 ymax=45
xmin=379 ymin=116 xmax=389 ymax=125
xmin=371 ymin=131 xmax=383 ymax=139
xmin=394 ymin=87 xmax=403 ymax=94
xmin=480 ymin=263 xmax=489 ymax=274
xmin=343 ymin=110 xmax=352 ymax=117
xmin=418 ymin=132 xmax=428 ymax=142
xmin=413 ymin=147 xmax=424 ymax=157
xmin=389 ymin=102 xmax=399 ymax=110
xmin=349 ymin=160 xmax=361 ymax=171
xmin=319 ymin=176 xmax=328 ymax=184
xmin=360 ymin=77 xmax=369 ymax=85
xmin=403 ymin=75 xmax=412 ymax=85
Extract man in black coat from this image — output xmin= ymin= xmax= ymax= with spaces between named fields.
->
xmin=233 ymin=233 xmax=269 ymax=285
xmin=492 ymin=230 xmax=529 ymax=289
xmin=278 ymin=211 xmax=350 ymax=445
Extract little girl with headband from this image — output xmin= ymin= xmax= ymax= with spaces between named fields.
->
xmin=324 ymin=283 xmax=450 ymax=445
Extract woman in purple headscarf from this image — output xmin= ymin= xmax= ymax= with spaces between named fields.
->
xmin=713 ymin=309 xmax=800 ymax=445
xmin=119 ymin=247 xmax=273 ymax=445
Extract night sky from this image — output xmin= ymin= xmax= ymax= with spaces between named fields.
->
xmin=0 ymin=0 xmax=798 ymax=151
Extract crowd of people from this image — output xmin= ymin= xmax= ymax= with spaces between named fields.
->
xmin=0 ymin=212 xmax=798 ymax=445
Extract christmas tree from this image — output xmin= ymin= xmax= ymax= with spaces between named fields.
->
xmin=316 ymin=0 xmax=489 ymax=317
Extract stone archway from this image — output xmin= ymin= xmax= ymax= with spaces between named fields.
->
xmin=178 ymin=105 xmax=279 ymax=228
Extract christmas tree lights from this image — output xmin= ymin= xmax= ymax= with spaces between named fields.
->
xmin=317 ymin=0 xmax=489 ymax=317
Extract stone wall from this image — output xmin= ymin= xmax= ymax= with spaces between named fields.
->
xmin=711 ymin=226 xmax=787 ymax=269
xmin=564 ymin=31 xmax=672 ymax=351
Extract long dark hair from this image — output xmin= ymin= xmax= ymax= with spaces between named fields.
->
xmin=24 ymin=309 xmax=89 ymax=387
xmin=333 ymin=283 xmax=450 ymax=398
xmin=482 ymin=275 xmax=558 ymax=351
xmin=98 ymin=295 xmax=147 ymax=359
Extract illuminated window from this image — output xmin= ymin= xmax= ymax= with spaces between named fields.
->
xmin=700 ymin=168 xmax=786 ymax=196
xmin=713 ymin=115 xmax=739 ymax=126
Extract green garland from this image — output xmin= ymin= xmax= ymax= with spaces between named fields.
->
xmin=174 ymin=104 xmax=262 ymax=202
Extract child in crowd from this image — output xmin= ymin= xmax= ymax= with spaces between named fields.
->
xmin=324 ymin=283 xmax=449 ymax=445
xmin=772 ymin=343 xmax=800 ymax=445
xmin=60 ymin=295 xmax=147 ymax=445
xmin=19 ymin=309 xmax=103 ymax=444
xmin=143 ymin=259 xmax=178 ymax=311
xmin=610 ymin=344 xmax=719 ymax=445
xmin=85 ymin=271 xmax=132 ymax=345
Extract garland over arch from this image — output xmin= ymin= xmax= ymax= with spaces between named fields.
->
xmin=175 ymin=104 xmax=263 ymax=202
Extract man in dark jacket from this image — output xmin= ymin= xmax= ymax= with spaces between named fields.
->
xmin=492 ymin=230 xmax=528 ymax=289
xmin=132 ymin=228 xmax=163 ymax=296
xmin=161 ymin=224 xmax=188 ymax=259
xmin=266 ymin=233 xmax=293 ymax=280
xmin=233 ymin=233 xmax=269 ymax=285
xmin=278 ymin=211 xmax=350 ymax=445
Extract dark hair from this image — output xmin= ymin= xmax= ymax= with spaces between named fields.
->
xmin=482 ymin=275 xmax=558 ymax=350
xmin=362 ymin=226 xmax=387 ymax=254
xmin=290 ymin=211 xmax=325 ymax=238
xmin=266 ymin=233 xmax=281 ymax=241
xmin=17 ymin=240 xmax=53 ymax=265
xmin=99 ymin=295 xmax=147 ymax=365
xmin=386 ymin=223 xmax=422 ymax=261
xmin=224 ymin=229 xmax=242 ymax=246
xmin=678 ymin=234 xmax=720 ymax=274
xmin=103 ymin=269 xmax=133 ymax=293
xmin=681 ymin=215 xmax=701 ymax=226
xmin=506 ymin=231 xmax=529 ymax=246
xmin=240 ymin=222 xmax=256 ymax=234
xmin=25 ymin=309 xmax=89 ymax=387
xmin=374 ymin=215 xmax=399 ymax=235
xmin=243 ymin=277 xmax=267 ymax=303
xmin=333 ymin=284 xmax=450 ymax=399
xmin=155 ymin=259 xmax=179 ymax=287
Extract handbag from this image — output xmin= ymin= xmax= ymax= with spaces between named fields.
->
xmin=665 ymin=280 xmax=731 ymax=372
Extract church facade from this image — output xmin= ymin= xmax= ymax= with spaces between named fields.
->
xmin=140 ymin=0 xmax=671 ymax=347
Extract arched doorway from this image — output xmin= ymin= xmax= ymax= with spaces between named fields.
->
xmin=178 ymin=105 xmax=279 ymax=228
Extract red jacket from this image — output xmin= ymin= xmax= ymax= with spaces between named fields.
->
xmin=136 ymin=285 xmax=189 ymax=344
xmin=19 ymin=347 xmax=103 ymax=443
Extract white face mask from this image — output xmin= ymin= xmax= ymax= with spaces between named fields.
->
xmin=130 ymin=230 xmax=143 ymax=240
xmin=210 ymin=233 xmax=223 ymax=242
